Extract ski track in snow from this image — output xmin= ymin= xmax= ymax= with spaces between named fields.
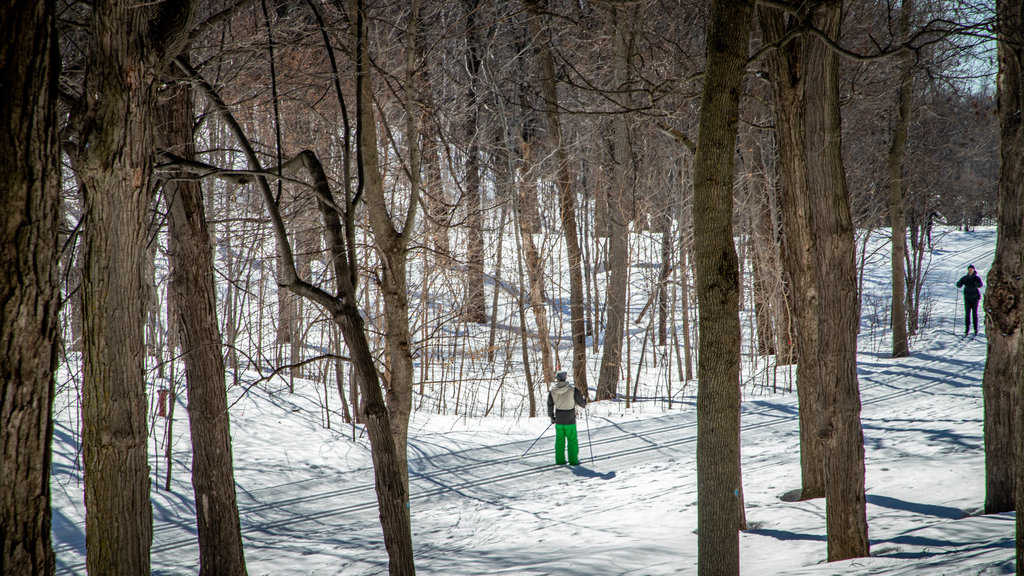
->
xmin=49 ymin=229 xmax=1010 ymax=575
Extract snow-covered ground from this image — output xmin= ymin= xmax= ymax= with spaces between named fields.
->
xmin=50 ymin=227 xmax=1011 ymax=575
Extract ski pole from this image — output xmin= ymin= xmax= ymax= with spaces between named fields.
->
xmin=953 ymin=284 xmax=959 ymax=336
xmin=584 ymin=406 xmax=594 ymax=464
xmin=521 ymin=421 xmax=553 ymax=458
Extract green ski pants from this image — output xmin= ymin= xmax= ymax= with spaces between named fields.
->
xmin=554 ymin=423 xmax=580 ymax=465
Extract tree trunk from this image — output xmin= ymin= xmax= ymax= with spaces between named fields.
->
xmin=679 ymin=202 xmax=695 ymax=383
xmin=513 ymin=201 xmax=539 ymax=418
xmin=462 ymin=0 xmax=487 ymax=324
xmin=748 ymin=142 xmax=778 ymax=357
xmin=0 ymin=1 xmax=59 ymax=573
xmin=691 ymin=0 xmax=752 ymax=573
xmin=758 ymin=3 xmax=826 ymax=500
xmin=518 ymin=142 xmax=556 ymax=384
xmin=906 ymin=216 xmax=928 ymax=335
xmin=657 ymin=218 xmax=673 ymax=347
xmin=886 ymin=0 xmax=914 ymax=359
xmin=352 ymin=0 xmax=420 ymax=502
xmin=77 ymin=2 xmax=194 ymax=573
xmin=525 ymin=0 xmax=589 ymax=395
xmin=420 ymin=84 xmax=449 ymax=263
xmin=336 ymin=301 xmax=416 ymax=575
xmin=1008 ymin=1 xmax=1024 ymax=568
xmin=804 ymin=0 xmax=869 ymax=561
xmin=597 ymin=6 xmax=633 ymax=401
xmin=990 ymin=0 xmax=1024 ymax=518
xmin=178 ymin=32 xmax=415 ymax=571
xmin=159 ymin=64 xmax=248 ymax=576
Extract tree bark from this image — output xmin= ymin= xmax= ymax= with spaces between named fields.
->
xmin=886 ymin=0 xmax=914 ymax=359
xmin=758 ymin=4 xmax=826 ymax=500
xmin=159 ymin=64 xmax=248 ymax=576
xmin=691 ymin=0 xmax=752 ymax=573
xmin=177 ymin=43 xmax=416 ymax=572
xmin=76 ymin=2 xmax=194 ymax=574
xmin=462 ymin=0 xmax=487 ymax=324
xmin=747 ymin=141 xmax=778 ymax=357
xmin=419 ymin=68 xmax=449 ymax=263
xmin=525 ymin=0 xmax=589 ymax=395
xmin=354 ymin=0 xmax=421 ymax=492
xmin=597 ymin=6 xmax=634 ymax=401
xmin=0 ymin=1 xmax=59 ymax=574
xmin=657 ymin=216 xmax=673 ymax=347
xmin=1007 ymin=1 xmax=1024 ymax=569
xmin=804 ymin=0 xmax=869 ymax=561
xmin=518 ymin=141 xmax=557 ymax=384
xmin=990 ymin=0 xmax=1024 ymax=517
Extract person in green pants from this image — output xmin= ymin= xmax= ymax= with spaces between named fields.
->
xmin=547 ymin=371 xmax=588 ymax=465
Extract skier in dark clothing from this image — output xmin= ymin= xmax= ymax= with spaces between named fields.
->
xmin=547 ymin=371 xmax=587 ymax=466
xmin=956 ymin=264 xmax=983 ymax=335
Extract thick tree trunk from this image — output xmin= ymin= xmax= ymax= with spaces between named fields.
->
xmin=691 ymin=0 xmax=752 ymax=573
xmin=758 ymin=4 xmax=826 ymax=500
xmin=804 ymin=0 xmax=869 ymax=561
xmin=525 ymin=0 xmax=588 ymax=395
xmin=887 ymin=0 xmax=914 ymax=359
xmin=990 ymin=0 xmax=1024 ymax=518
xmin=597 ymin=7 xmax=633 ymax=401
xmin=77 ymin=1 xmax=195 ymax=572
xmin=1007 ymin=2 xmax=1024 ymax=569
xmin=160 ymin=68 xmax=248 ymax=576
xmin=0 ymin=2 xmax=59 ymax=573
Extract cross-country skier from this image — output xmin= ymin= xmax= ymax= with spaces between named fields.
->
xmin=956 ymin=264 xmax=983 ymax=336
xmin=547 ymin=371 xmax=587 ymax=466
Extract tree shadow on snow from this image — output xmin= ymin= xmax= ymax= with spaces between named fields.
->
xmin=743 ymin=527 xmax=826 ymax=542
xmin=866 ymin=494 xmax=966 ymax=520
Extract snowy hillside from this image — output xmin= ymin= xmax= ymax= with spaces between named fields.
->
xmin=50 ymin=227 xmax=1012 ymax=575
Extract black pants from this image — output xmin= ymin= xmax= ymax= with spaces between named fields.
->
xmin=964 ymin=297 xmax=980 ymax=334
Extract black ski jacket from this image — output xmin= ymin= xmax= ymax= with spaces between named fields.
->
xmin=547 ymin=381 xmax=587 ymax=425
xmin=956 ymin=273 xmax=983 ymax=301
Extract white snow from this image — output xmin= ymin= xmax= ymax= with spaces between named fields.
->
xmin=49 ymin=227 xmax=1012 ymax=575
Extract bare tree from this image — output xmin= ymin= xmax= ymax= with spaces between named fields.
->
xmin=461 ymin=0 xmax=487 ymax=324
xmin=805 ymin=0 xmax=869 ymax=561
xmin=176 ymin=17 xmax=416 ymax=567
xmin=995 ymin=0 xmax=1024 ymax=568
xmin=758 ymin=2 xmax=826 ymax=500
xmin=597 ymin=4 xmax=635 ymax=401
xmin=158 ymin=60 xmax=248 ymax=576
xmin=354 ymin=0 xmax=422 ymax=493
xmin=691 ymin=0 xmax=753 ymax=572
xmin=72 ymin=1 xmax=194 ymax=573
xmin=518 ymin=139 xmax=557 ymax=384
xmin=524 ymin=0 xmax=589 ymax=395
xmin=988 ymin=0 xmax=1024 ymax=517
xmin=1 ymin=1 xmax=59 ymax=574
xmin=886 ymin=0 xmax=915 ymax=359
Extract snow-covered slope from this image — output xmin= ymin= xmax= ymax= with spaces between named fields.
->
xmin=50 ymin=227 xmax=1010 ymax=575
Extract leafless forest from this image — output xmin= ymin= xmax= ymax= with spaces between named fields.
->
xmin=3 ymin=0 xmax=1019 ymax=575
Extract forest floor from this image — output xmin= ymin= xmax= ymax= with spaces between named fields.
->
xmin=49 ymin=227 xmax=1013 ymax=575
